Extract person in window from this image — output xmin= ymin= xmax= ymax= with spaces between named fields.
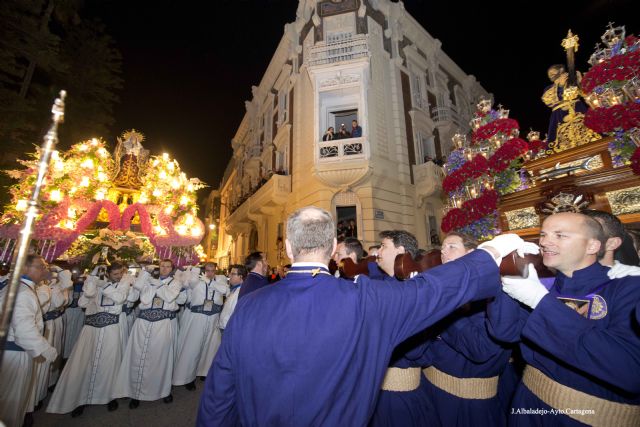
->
xmin=336 ymin=124 xmax=351 ymax=139
xmin=322 ymin=127 xmax=334 ymax=141
xmin=351 ymin=120 xmax=362 ymax=138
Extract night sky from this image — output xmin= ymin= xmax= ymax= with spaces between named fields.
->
xmin=86 ymin=0 xmax=637 ymax=192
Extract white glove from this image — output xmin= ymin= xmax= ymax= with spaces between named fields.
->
xmin=120 ymin=273 xmax=135 ymax=287
xmin=479 ymin=234 xmax=540 ymax=263
xmin=607 ymin=261 xmax=640 ymax=279
xmin=41 ymin=346 xmax=58 ymax=362
xmin=502 ymin=264 xmax=549 ymax=309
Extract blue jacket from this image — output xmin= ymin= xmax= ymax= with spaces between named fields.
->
xmin=197 ymin=250 xmax=499 ymax=426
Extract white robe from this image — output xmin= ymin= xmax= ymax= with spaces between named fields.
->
xmin=0 ymin=279 xmax=52 ymax=427
xmin=27 ymin=283 xmax=52 ymax=411
xmin=219 ymin=285 xmax=241 ymax=330
xmin=112 ymin=273 xmax=182 ymax=401
xmin=62 ymin=284 xmax=85 ymax=359
xmin=47 ymin=277 xmax=128 ymax=413
xmin=172 ymin=275 xmax=228 ymax=385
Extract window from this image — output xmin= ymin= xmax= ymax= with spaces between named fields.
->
xmin=411 ymin=72 xmax=424 ymax=109
xmin=278 ymin=89 xmax=289 ymax=125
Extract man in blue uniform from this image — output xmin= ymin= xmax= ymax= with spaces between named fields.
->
xmin=197 ymin=206 xmax=535 ymax=426
xmin=237 ymin=252 xmax=268 ymax=299
xmin=495 ymin=212 xmax=640 ymax=426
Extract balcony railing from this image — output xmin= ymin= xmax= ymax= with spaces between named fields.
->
xmin=308 ymin=34 xmax=369 ymax=67
xmin=431 ymin=106 xmax=460 ymax=125
xmin=318 ymin=136 xmax=365 ymax=162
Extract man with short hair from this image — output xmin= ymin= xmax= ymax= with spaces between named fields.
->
xmin=0 ymin=255 xmax=58 ymax=427
xmin=47 ymin=262 xmax=131 ymax=416
xmin=219 ymin=265 xmax=247 ymax=332
xmin=197 ymin=206 xmax=534 ymax=426
xmin=495 ymin=212 xmax=640 ymax=426
xmin=376 ymin=230 xmax=419 ymax=277
xmin=238 ymin=252 xmax=269 ymax=299
xmin=584 ymin=209 xmax=640 ymax=269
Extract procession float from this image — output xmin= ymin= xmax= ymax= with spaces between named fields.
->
xmin=442 ymin=24 xmax=640 ymax=241
xmin=0 ymin=130 xmax=207 ymax=268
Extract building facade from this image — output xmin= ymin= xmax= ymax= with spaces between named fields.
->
xmin=215 ymin=0 xmax=490 ymax=268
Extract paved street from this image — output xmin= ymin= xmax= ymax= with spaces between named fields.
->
xmin=33 ymin=382 xmax=203 ymax=427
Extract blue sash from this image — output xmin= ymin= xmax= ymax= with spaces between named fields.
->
xmin=44 ymin=309 xmax=64 ymax=321
xmin=138 ymin=308 xmax=177 ymax=322
xmin=84 ymin=312 xmax=119 ymax=328
xmin=190 ymin=303 xmax=223 ymax=316
xmin=5 ymin=340 xmax=25 ymax=352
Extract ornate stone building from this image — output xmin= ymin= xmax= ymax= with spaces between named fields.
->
xmin=214 ymin=0 xmax=490 ymax=268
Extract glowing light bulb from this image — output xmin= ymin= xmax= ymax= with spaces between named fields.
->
xmin=97 ymin=172 xmax=107 ymax=182
xmin=16 ymin=200 xmax=28 ymax=211
xmin=152 ymin=159 xmax=159 ymax=167
xmin=187 ymin=184 xmax=194 ymax=192
xmin=78 ymin=144 xmax=88 ymax=152
xmin=171 ymin=179 xmax=180 ymax=189
xmin=162 ymin=153 xmax=169 ymax=161
xmin=180 ymin=195 xmax=189 ymax=206
xmin=176 ymin=225 xmax=187 ymax=235
xmin=49 ymin=190 xmax=63 ymax=202
xmin=185 ymin=215 xmax=194 ymax=226
xmin=97 ymin=147 xmax=108 ymax=158
xmin=69 ymin=187 xmax=78 ymax=195
xmin=164 ymin=205 xmax=174 ymax=214
xmin=167 ymin=162 xmax=175 ymax=171
xmin=152 ymin=188 xmax=162 ymax=197
xmin=68 ymin=208 xmax=77 ymax=219
xmin=65 ymin=219 xmax=75 ymax=229
xmin=81 ymin=158 xmax=94 ymax=169
xmin=139 ymin=193 xmax=148 ymax=204
xmin=91 ymin=138 xmax=99 ymax=146
xmin=80 ymin=177 xmax=90 ymax=187
xmin=95 ymin=189 xmax=106 ymax=200
xmin=159 ymin=170 xmax=167 ymax=180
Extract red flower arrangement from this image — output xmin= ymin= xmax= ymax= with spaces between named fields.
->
xmin=631 ymin=146 xmax=640 ymax=175
xmin=472 ymin=118 xmax=519 ymax=143
xmin=583 ymin=102 xmax=640 ymax=134
xmin=488 ymin=138 xmax=529 ymax=173
xmin=527 ymin=139 xmax=546 ymax=153
xmin=582 ymin=49 xmax=640 ymax=93
xmin=441 ymin=190 xmax=499 ymax=232
xmin=442 ymin=154 xmax=489 ymax=193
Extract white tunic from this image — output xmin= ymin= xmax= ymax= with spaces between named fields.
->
xmin=62 ymin=283 xmax=84 ymax=358
xmin=219 ymin=284 xmax=241 ymax=330
xmin=0 ymin=278 xmax=53 ymax=427
xmin=173 ymin=274 xmax=228 ymax=385
xmin=46 ymin=274 xmax=72 ymax=387
xmin=27 ymin=283 xmax=52 ymax=411
xmin=112 ymin=272 xmax=182 ymax=401
xmin=47 ymin=276 xmax=128 ymax=413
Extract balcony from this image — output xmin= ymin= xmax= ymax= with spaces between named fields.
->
xmin=413 ymin=161 xmax=445 ymax=200
xmin=318 ymin=136 xmax=365 ymax=162
xmin=313 ymin=137 xmax=370 ymax=188
xmin=307 ymin=34 xmax=369 ymax=67
xmin=227 ymin=173 xmax=291 ymax=221
xmin=431 ymin=106 xmax=460 ymax=126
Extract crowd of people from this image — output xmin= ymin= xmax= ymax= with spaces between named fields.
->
xmin=2 ymin=205 xmax=640 ymax=426
xmin=322 ymin=120 xmax=363 ymax=141
xmin=0 ymin=257 xmax=250 ymax=426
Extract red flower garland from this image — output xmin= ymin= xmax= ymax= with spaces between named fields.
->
xmin=441 ymin=190 xmax=499 ymax=232
xmin=631 ymin=146 xmax=640 ymax=175
xmin=582 ymin=49 xmax=640 ymax=93
xmin=527 ymin=139 xmax=546 ymax=153
xmin=472 ymin=118 xmax=519 ymax=143
xmin=583 ymin=102 xmax=640 ymax=134
xmin=442 ymin=154 xmax=489 ymax=193
xmin=488 ymin=138 xmax=529 ymax=173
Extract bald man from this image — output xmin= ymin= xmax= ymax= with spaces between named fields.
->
xmin=490 ymin=212 xmax=640 ymax=426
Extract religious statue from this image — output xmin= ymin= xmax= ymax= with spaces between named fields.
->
xmin=112 ymin=130 xmax=149 ymax=189
xmin=542 ymin=31 xmax=600 ymax=152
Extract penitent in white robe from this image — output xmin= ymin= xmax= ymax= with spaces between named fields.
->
xmin=173 ymin=274 xmax=228 ymax=385
xmin=0 ymin=278 xmax=53 ymax=427
xmin=47 ymin=276 xmax=129 ymax=413
xmin=112 ymin=272 xmax=182 ymax=401
xmin=62 ymin=282 xmax=85 ymax=359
